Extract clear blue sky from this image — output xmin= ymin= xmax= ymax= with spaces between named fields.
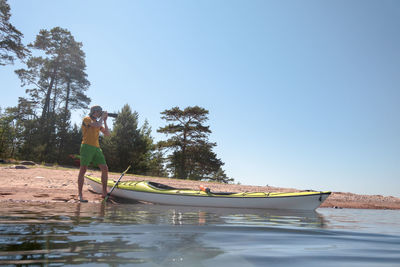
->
xmin=1 ymin=0 xmax=399 ymax=197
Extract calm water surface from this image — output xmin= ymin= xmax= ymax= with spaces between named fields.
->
xmin=0 ymin=202 xmax=399 ymax=266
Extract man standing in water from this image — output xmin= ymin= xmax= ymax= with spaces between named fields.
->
xmin=77 ymin=105 xmax=110 ymax=202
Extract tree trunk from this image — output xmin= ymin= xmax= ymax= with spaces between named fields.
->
xmin=41 ymin=80 xmax=53 ymax=120
xmin=58 ymin=81 xmax=71 ymax=162
xmin=41 ymin=64 xmax=58 ymax=121
xmin=180 ymin=128 xmax=187 ymax=179
xmin=64 ymin=81 xmax=70 ymax=123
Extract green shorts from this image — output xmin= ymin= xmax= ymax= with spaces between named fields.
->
xmin=80 ymin=144 xmax=106 ymax=166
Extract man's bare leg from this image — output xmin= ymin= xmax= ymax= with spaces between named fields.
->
xmin=98 ymin=164 xmax=109 ymax=198
xmin=78 ymin=165 xmax=88 ymax=202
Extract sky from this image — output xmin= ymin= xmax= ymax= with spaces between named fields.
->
xmin=1 ymin=0 xmax=399 ymax=197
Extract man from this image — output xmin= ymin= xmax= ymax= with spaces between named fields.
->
xmin=77 ymin=105 xmax=110 ymax=202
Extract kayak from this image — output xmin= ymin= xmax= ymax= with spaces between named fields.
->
xmin=85 ymin=176 xmax=331 ymax=210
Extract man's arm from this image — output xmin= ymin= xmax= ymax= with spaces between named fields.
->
xmin=89 ymin=121 xmax=103 ymax=127
xmin=87 ymin=112 xmax=109 ymax=130
xmin=100 ymin=112 xmax=111 ymax=136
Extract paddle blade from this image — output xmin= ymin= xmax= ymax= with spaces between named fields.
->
xmin=102 ymin=193 xmax=110 ymax=203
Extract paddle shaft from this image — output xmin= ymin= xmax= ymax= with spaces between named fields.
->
xmin=104 ymin=165 xmax=131 ymax=202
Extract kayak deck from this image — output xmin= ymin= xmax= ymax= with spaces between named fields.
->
xmin=85 ymin=175 xmax=330 ymax=199
xmin=85 ymin=175 xmax=331 ymax=210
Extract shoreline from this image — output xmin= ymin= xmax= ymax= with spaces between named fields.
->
xmin=1 ymin=164 xmax=400 ymax=210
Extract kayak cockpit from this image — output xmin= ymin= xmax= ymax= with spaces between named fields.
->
xmin=147 ymin=181 xmax=177 ymax=190
xmin=146 ymin=181 xmax=237 ymax=195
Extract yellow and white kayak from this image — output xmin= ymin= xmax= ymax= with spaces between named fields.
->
xmin=85 ymin=176 xmax=331 ymax=210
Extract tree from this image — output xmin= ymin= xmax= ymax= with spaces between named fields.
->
xmin=0 ymin=0 xmax=28 ymax=65
xmin=1 ymin=98 xmax=41 ymax=161
xmin=16 ymin=27 xmax=90 ymax=122
xmin=0 ymin=107 xmax=17 ymax=158
xmin=57 ymin=123 xmax=82 ymax=165
xmin=157 ymin=106 xmax=211 ymax=178
xmin=157 ymin=106 xmax=232 ymax=182
xmin=101 ymin=104 xmax=163 ymax=175
xmin=146 ymin=147 xmax=168 ymax=177
xmin=210 ymin=168 xmax=234 ymax=184
xmin=14 ymin=27 xmax=90 ymax=161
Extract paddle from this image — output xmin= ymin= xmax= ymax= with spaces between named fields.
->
xmin=103 ymin=165 xmax=131 ymax=203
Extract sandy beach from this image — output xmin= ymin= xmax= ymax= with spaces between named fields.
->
xmin=1 ymin=164 xmax=399 ymax=209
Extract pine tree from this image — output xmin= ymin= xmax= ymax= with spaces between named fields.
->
xmin=14 ymin=27 xmax=90 ymax=162
xmin=0 ymin=0 xmax=28 ymax=65
xmin=157 ymin=106 xmax=232 ymax=182
xmin=101 ymin=104 xmax=161 ymax=175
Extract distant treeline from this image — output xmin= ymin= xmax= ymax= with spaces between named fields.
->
xmin=0 ymin=0 xmax=233 ymax=183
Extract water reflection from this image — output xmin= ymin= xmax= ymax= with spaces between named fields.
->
xmin=93 ymin=203 xmax=326 ymax=229
xmin=0 ymin=202 xmax=326 ymax=265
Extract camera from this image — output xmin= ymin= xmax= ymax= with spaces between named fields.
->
xmin=102 ymin=111 xmax=118 ymax=118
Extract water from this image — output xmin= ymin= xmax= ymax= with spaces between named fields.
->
xmin=0 ymin=203 xmax=399 ymax=266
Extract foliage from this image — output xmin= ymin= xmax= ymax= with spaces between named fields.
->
xmin=0 ymin=107 xmax=20 ymax=158
xmin=14 ymin=27 xmax=90 ymax=162
xmin=0 ymin=7 xmax=230 ymax=182
xmin=157 ymin=106 xmax=233 ymax=183
xmin=101 ymin=104 xmax=166 ymax=176
xmin=0 ymin=0 xmax=28 ymax=65
xmin=15 ymin=27 xmax=90 ymax=119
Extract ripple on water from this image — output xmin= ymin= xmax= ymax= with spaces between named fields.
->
xmin=0 ymin=202 xmax=399 ymax=266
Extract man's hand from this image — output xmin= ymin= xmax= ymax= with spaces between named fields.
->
xmin=101 ymin=111 xmax=108 ymax=121
xmin=101 ymin=111 xmax=110 ymax=136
